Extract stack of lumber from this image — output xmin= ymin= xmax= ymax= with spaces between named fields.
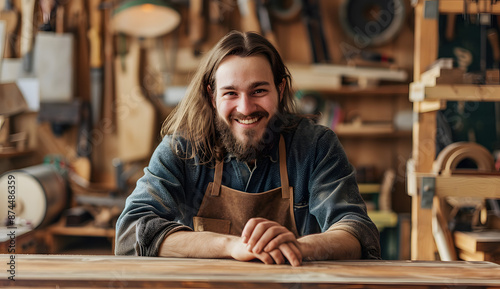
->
xmin=454 ymin=230 xmax=500 ymax=264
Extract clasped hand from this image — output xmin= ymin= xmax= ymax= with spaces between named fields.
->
xmin=229 ymin=218 xmax=302 ymax=266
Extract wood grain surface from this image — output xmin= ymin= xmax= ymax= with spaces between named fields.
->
xmin=1 ymin=255 xmax=500 ymax=288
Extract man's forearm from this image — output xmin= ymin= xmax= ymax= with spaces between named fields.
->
xmin=159 ymin=231 xmax=234 ymax=258
xmin=298 ymin=229 xmax=362 ymax=261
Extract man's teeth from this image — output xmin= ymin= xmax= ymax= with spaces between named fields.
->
xmin=236 ymin=117 xmax=258 ymax=124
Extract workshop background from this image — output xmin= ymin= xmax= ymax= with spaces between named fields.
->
xmin=0 ymin=0 xmax=499 ymax=262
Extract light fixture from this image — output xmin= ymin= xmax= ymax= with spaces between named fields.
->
xmin=112 ymin=0 xmax=181 ymax=38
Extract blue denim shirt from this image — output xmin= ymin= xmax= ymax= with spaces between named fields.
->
xmin=115 ymin=116 xmax=381 ymax=259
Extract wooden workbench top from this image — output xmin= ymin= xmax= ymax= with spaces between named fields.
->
xmin=1 ymin=254 xmax=500 ymax=288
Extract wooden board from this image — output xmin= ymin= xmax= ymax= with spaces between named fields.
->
xmin=411 ymin=83 xmax=500 ymax=102
xmin=287 ymin=64 xmax=341 ymax=91
xmin=0 ymin=19 xmax=5 ymax=60
xmin=414 ymin=174 xmax=500 ymax=199
xmin=0 ymin=82 xmax=27 ymax=115
xmin=459 ymin=248 xmax=500 ymax=263
xmin=1 ymin=255 xmax=500 ymax=288
xmin=33 ymin=32 xmax=74 ymax=102
xmin=420 ymin=67 xmax=465 ymax=86
xmin=438 ymin=0 xmax=500 ymax=14
xmin=19 ymin=0 xmax=35 ymax=60
xmin=114 ymin=38 xmax=156 ymax=162
xmin=454 ymin=231 xmax=500 ymax=253
xmin=335 ymin=123 xmax=394 ymax=135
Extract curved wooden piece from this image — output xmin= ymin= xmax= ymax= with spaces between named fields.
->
xmin=433 ymin=142 xmax=495 ymax=175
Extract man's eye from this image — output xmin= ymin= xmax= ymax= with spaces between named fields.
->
xmin=224 ymin=92 xmax=236 ymax=97
xmin=254 ymin=89 xmax=267 ymax=95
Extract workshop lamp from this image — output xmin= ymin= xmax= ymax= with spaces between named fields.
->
xmin=112 ymin=0 xmax=181 ymax=37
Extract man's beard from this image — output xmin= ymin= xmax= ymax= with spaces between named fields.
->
xmin=215 ymin=112 xmax=279 ymax=163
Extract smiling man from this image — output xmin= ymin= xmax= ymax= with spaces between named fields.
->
xmin=115 ymin=31 xmax=381 ymax=265
xmin=213 ymin=55 xmax=281 ymax=164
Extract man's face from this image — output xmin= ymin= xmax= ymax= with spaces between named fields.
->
xmin=212 ymin=55 xmax=281 ymax=159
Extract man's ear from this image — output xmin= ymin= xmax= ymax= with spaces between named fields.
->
xmin=207 ymin=85 xmax=215 ymax=107
xmin=278 ymin=79 xmax=285 ymax=102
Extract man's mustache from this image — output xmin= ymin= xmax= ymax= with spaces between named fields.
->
xmin=229 ymin=111 xmax=269 ymax=120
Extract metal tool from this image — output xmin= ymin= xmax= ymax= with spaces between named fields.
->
xmin=89 ymin=0 xmax=103 ymax=127
xmin=268 ymin=0 xmax=302 ymax=21
xmin=20 ymin=0 xmax=36 ymax=73
xmin=463 ymin=0 xmax=469 ymax=22
xmin=301 ymin=0 xmax=330 ymax=63
xmin=338 ymin=0 xmax=406 ymax=47
xmin=479 ymin=0 xmax=491 ymax=83
xmin=0 ymin=0 xmax=19 ymax=58
xmin=256 ymin=0 xmax=279 ymax=49
xmin=189 ymin=0 xmax=206 ymax=56
xmin=237 ymin=0 xmax=261 ymax=33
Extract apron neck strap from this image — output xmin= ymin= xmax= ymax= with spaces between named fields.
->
xmin=212 ymin=135 xmax=290 ymax=198
xmin=279 ymin=135 xmax=290 ymax=199
xmin=211 ymin=161 xmax=224 ymax=196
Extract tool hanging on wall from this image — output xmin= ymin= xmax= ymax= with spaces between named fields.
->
xmin=207 ymin=0 xmax=232 ymax=44
xmin=0 ymin=20 xmax=5 ymax=73
xmin=0 ymin=0 xmax=19 ymax=58
xmin=237 ymin=0 xmax=280 ymax=49
xmin=33 ymin=3 xmax=74 ymax=103
xmin=114 ymin=37 xmax=156 ymax=162
xmin=20 ymin=0 xmax=36 ymax=73
xmin=464 ymin=0 xmax=469 ymax=23
xmin=256 ymin=0 xmax=279 ymax=50
xmin=445 ymin=14 xmax=457 ymax=42
xmin=237 ymin=0 xmax=261 ymax=33
xmin=101 ymin=1 xmax=115 ymax=132
xmin=39 ymin=0 xmax=56 ymax=31
xmin=301 ymin=0 xmax=330 ymax=63
xmin=490 ymin=18 xmax=500 ymax=139
xmin=73 ymin=1 xmax=93 ymax=181
xmin=88 ymin=0 xmax=104 ymax=127
xmin=479 ymin=0 xmax=490 ymax=82
xmin=189 ymin=0 xmax=206 ymax=56
xmin=338 ymin=0 xmax=406 ymax=47
xmin=487 ymin=28 xmax=500 ymax=69
xmin=143 ymin=37 xmax=169 ymax=109
xmin=268 ymin=0 xmax=302 ymax=22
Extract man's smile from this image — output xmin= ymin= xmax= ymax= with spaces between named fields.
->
xmin=230 ymin=111 xmax=269 ymax=127
xmin=234 ymin=116 xmax=260 ymax=125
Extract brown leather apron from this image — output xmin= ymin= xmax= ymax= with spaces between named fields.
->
xmin=193 ymin=135 xmax=299 ymax=237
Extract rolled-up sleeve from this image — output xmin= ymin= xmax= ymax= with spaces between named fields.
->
xmin=115 ymin=137 xmax=193 ymax=256
xmin=308 ymin=130 xmax=381 ymax=259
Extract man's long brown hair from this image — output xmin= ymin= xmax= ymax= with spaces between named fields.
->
xmin=161 ymin=30 xmax=297 ymax=164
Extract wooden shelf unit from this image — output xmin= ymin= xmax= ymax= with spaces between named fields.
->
xmin=311 ymin=84 xmax=412 ymax=214
xmin=331 ymin=84 xmax=409 ymax=96
xmin=44 ymin=218 xmax=115 ymax=254
xmin=336 ymin=130 xmax=412 ymax=138
xmin=410 ymin=83 xmax=500 ymax=102
xmin=410 ymin=0 xmax=500 ymax=260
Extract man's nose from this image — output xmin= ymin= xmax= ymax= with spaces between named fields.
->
xmin=236 ymin=94 xmax=256 ymax=116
